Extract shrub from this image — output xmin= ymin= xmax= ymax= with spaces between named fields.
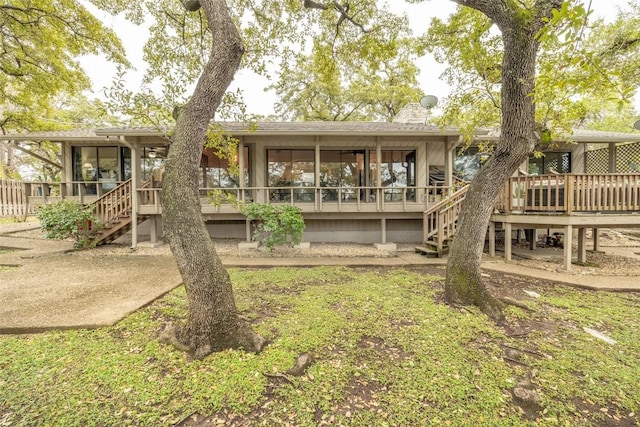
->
xmin=36 ymin=200 xmax=101 ymax=249
xmin=241 ymin=202 xmax=305 ymax=251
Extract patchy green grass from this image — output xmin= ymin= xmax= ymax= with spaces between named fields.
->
xmin=0 ymin=266 xmax=638 ymax=426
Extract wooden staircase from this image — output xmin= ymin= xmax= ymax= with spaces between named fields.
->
xmin=415 ymin=184 xmax=469 ymax=257
xmin=87 ymin=179 xmax=150 ymax=245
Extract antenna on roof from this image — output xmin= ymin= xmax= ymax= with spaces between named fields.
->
xmin=420 ymin=95 xmax=438 ymax=124
xmin=634 ymin=119 xmax=640 ymax=131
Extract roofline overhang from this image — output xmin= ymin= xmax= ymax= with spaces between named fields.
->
xmin=94 ymin=128 xmax=471 ymax=138
xmin=475 ymin=136 xmax=640 ymax=143
xmin=0 ymin=135 xmax=110 ymax=143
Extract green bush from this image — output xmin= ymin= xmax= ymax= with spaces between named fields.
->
xmin=241 ymin=202 xmax=305 ymax=251
xmin=36 ymin=200 xmax=101 ymax=249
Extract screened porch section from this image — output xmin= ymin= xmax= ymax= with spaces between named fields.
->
xmin=137 ymin=146 xmax=446 ymax=214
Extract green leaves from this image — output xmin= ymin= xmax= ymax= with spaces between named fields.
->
xmin=0 ymin=0 xmax=127 ymax=133
xmin=36 ymin=200 xmax=100 ymax=248
xmin=241 ymin=202 xmax=305 ymax=251
xmin=425 ymin=1 xmax=640 ymax=136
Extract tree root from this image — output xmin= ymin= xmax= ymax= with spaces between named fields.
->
xmin=158 ymin=320 xmax=265 ymax=360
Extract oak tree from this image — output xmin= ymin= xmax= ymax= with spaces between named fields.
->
xmin=437 ymin=0 xmax=564 ymax=320
xmin=158 ymin=0 xmax=265 ymax=358
xmin=422 ymin=0 xmax=638 ymax=319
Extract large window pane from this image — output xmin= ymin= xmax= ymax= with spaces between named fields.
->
xmin=74 ymin=147 xmax=98 ymax=195
xmin=97 ymin=147 xmax=118 ymax=191
xmin=267 ymin=149 xmax=315 ymax=202
xmin=200 ymin=146 xmax=249 ymax=188
xmin=142 ymin=147 xmax=166 ymax=185
xmin=320 ymin=150 xmax=364 ymax=201
xmin=528 ymin=152 xmax=571 ymax=175
xmin=378 ymin=150 xmax=416 ymax=201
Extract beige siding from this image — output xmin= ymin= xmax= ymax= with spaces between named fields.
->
xmin=571 ymin=144 xmax=585 ymax=173
xmin=428 ymin=141 xmax=446 ymax=168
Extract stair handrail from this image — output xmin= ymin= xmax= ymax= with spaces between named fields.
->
xmin=423 ymin=184 xmax=469 ymax=243
xmin=91 ymin=179 xmax=133 ymax=229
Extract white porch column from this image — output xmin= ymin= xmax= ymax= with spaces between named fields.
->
xmin=563 ymin=225 xmax=573 ymax=271
xmin=122 ymin=137 xmax=139 ymax=249
xmin=444 ymin=137 xmax=454 ymax=188
xmin=238 ymin=137 xmax=245 ymax=192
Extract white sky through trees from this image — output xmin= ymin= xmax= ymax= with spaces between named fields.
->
xmin=77 ymin=0 xmax=636 ymax=119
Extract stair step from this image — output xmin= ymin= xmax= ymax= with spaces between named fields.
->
xmin=422 ymin=239 xmax=449 ymax=249
xmin=414 ymin=246 xmax=440 ymax=258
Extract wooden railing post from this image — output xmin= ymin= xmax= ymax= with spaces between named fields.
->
xmin=566 ymin=174 xmax=574 ymax=215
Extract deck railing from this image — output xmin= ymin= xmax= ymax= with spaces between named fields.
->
xmin=92 ymin=179 xmax=134 ymax=228
xmin=422 ymin=184 xmax=469 ymax=252
xmin=0 ymin=179 xmax=34 ymax=217
xmin=496 ymin=173 xmax=640 ymax=214
xmin=137 ymin=185 xmax=451 ymax=213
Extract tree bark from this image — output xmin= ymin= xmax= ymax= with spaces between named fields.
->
xmin=161 ymin=0 xmax=263 ymax=359
xmin=445 ymin=0 xmax=563 ymax=321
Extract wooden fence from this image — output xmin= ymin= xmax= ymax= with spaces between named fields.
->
xmin=0 ymin=179 xmax=35 ymax=217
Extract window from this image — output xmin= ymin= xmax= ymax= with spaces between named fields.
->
xmin=200 ymin=146 xmax=249 ymax=188
xmin=371 ymin=150 xmax=416 ymax=201
xmin=320 ymin=150 xmax=365 ymax=201
xmin=454 ymin=147 xmax=490 ymax=181
xmin=142 ymin=147 xmax=166 ymax=185
xmin=528 ymin=152 xmax=571 ymax=175
xmin=267 ymin=149 xmax=315 ymax=202
xmin=73 ymin=146 xmax=129 ymax=195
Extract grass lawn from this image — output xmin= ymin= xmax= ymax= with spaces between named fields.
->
xmin=0 ymin=266 xmax=638 ymax=426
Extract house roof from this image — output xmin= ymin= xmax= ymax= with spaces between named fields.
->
xmin=0 ymin=129 xmax=109 ymax=142
xmin=477 ymin=128 xmax=640 ymax=143
xmin=1 ymin=121 xmax=638 ymax=143
xmin=94 ymin=121 xmax=467 ymax=137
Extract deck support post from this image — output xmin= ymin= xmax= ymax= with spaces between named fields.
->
xmin=245 ymin=219 xmax=251 ymax=242
xmin=149 ymin=215 xmax=158 ymax=244
xmin=563 ymin=224 xmax=573 ymax=271
xmin=504 ymin=222 xmax=512 ymax=261
xmin=381 ymin=218 xmax=387 ymax=244
xmin=527 ymin=229 xmax=537 ymax=251
xmin=592 ymin=228 xmax=600 ymax=252
xmin=577 ymin=227 xmax=587 ymax=264
xmin=488 ymin=222 xmax=496 ymax=257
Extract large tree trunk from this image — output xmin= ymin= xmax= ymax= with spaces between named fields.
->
xmin=161 ymin=0 xmax=263 ymax=359
xmin=445 ymin=0 xmax=562 ymax=321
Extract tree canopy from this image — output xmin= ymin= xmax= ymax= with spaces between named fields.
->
xmin=423 ymin=0 xmax=640 ymax=136
xmin=0 ymin=0 xmax=127 ymax=134
xmin=96 ymin=0 xmax=425 ymax=123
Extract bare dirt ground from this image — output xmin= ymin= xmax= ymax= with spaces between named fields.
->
xmin=3 ymin=220 xmax=640 ymax=276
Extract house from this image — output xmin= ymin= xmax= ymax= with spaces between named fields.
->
xmin=2 ymin=104 xmax=639 ymax=270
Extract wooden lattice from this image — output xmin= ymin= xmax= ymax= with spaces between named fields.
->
xmin=586 ymin=147 xmax=610 ymax=174
xmin=617 ymin=142 xmax=640 ymax=172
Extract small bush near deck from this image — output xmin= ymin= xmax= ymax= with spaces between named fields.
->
xmin=241 ymin=202 xmax=305 ymax=250
xmin=36 ymin=200 xmax=100 ymax=248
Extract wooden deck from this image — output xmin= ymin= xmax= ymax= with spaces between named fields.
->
xmin=490 ymin=174 xmax=640 ymax=270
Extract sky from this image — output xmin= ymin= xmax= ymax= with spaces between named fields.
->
xmin=79 ymin=1 xmax=634 ymax=118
